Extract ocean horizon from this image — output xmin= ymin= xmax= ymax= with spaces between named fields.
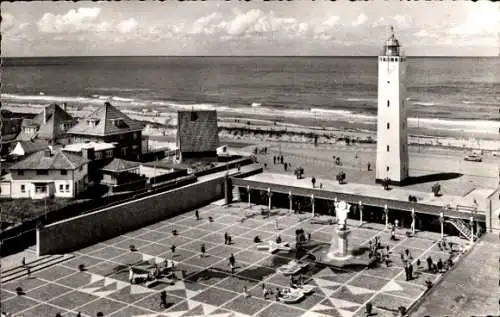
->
xmin=2 ymin=56 xmax=499 ymax=136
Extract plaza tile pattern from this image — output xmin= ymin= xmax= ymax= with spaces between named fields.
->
xmin=0 ymin=201 xmax=469 ymax=316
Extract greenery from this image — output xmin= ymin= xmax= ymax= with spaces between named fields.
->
xmin=0 ymin=198 xmax=73 ymax=224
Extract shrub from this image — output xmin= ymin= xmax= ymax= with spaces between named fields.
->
xmin=432 ymin=183 xmax=441 ymax=197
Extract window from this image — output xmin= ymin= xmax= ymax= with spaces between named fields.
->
xmin=59 ymin=184 xmax=64 ymax=192
xmin=95 ymin=152 xmax=102 ymax=160
xmin=106 ymin=150 xmax=113 ymax=158
xmin=65 ymin=184 xmax=70 ymax=192
xmin=387 ymin=123 xmax=390 ymax=129
xmin=387 ymin=145 xmax=390 ymax=152
xmin=121 ymin=147 xmax=128 ymax=157
xmin=36 ymin=170 xmax=48 ymax=176
xmin=35 ymin=184 xmax=47 ymax=193
xmin=21 ymin=185 xmax=26 ymax=193
xmin=133 ymin=132 xmax=138 ymax=140
xmin=61 ymin=170 xmax=67 ymax=175
xmin=386 ymin=166 xmax=390 ymax=172
xmin=132 ymin=145 xmax=138 ymax=150
xmin=17 ymin=170 xmax=24 ymax=176
xmin=387 ymin=100 xmax=390 ymax=107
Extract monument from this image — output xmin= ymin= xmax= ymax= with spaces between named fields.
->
xmin=313 ymin=200 xmax=375 ymax=268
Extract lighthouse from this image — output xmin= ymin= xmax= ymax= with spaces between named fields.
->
xmin=375 ymin=26 xmax=409 ymax=185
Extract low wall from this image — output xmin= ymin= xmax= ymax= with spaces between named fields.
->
xmin=37 ymin=176 xmax=226 ymax=255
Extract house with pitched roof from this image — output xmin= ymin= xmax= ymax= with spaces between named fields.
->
xmin=176 ymin=110 xmax=219 ymax=163
xmin=16 ymin=103 xmax=76 ymax=145
xmin=68 ymin=102 xmax=145 ymax=161
xmin=1 ymin=148 xmax=89 ymax=199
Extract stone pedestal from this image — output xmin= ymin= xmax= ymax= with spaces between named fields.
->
xmin=334 ymin=228 xmax=350 ymax=257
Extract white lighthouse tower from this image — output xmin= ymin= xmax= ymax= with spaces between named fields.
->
xmin=375 ymin=26 xmax=409 ymax=185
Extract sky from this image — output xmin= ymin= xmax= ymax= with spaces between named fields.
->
xmin=1 ymin=1 xmax=499 ymax=57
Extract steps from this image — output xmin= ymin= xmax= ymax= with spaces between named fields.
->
xmin=445 ymin=218 xmax=476 ymax=241
xmin=1 ymin=253 xmax=75 ymax=284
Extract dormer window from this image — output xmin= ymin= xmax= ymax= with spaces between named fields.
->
xmin=87 ymin=118 xmax=99 ymax=128
xmin=111 ymin=118 xmax=128 ymax=128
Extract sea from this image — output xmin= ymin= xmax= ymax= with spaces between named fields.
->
xmin=1 ymin=56 xmax=499 ymax=136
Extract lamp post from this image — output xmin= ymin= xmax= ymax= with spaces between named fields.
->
xmin=247 ymin=185 xmax=251 ymax=208
xmin=384 ymin=204 xmax=389 ymax=228
xmin=411 ymin=208 xmax=416 ymax=235
xmin=358 ymin=201 xmax=363 ymax=226
xmin=469 ymin=216 xmax=474 ymax=243
xmin=288 ymin=191 xmax=293 ymax=214
xmin=311 ymin=194 xmax=315 ymax=218
xmin=439 ymin=211 xmax=444 ymax=240
xmin=268 ymin=187 xmax=272 ymax=211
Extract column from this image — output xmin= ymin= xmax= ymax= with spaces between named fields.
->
xmin=440 ymin=211 xmax=444 ymax=239
xmin=268 ymin=187 xmax=271 ymax=211
xmin=411 ymin=208 xmax=416 ymax=235
xmin=247 ymin=185 xmax=251 ymax=208
xmin=288 ymin=191 xmax=293 ymax=214
xmin=358 ymin=201 xmax=363 ymax=226
xmin=311 ymin=194 xmax=315 ymax=217
xmin=384 ymin=204 xmax=389 ymax=228
xmin=469 ymin=216 xmax=474 ymax=243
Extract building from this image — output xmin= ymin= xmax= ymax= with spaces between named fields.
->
xmin=16 ymin=103 xmax=76 ymax=145
xmin=1 ymin=148 xmax=89 ymax=199
xmin=375 ymin=26 xmax=409 ymax=185
xmin=9 ymin=139 xmax=50 ymax=158
xmin=176 ymin=110 xmax=219 ymax=162
xmin=68 ymin=102 xmax=145 ymax=161
xmin=63 ymin=141 xmax=115 ymax=183
xmin=0 ymin=110 xmax=23 ymax=156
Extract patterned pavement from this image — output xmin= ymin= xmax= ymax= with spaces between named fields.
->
xmin=0 ymin=202 xmax=468 ymax=317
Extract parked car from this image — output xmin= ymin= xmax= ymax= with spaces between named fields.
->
xmin=464 ymin=154 xmax=482 ymax=162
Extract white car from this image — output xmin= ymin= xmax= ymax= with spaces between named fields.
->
xmin=464 ymin=154 xmax=482 ymax=162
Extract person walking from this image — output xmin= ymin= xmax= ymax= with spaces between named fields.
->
xmin=243 ymin=286 xmax=250 ymax=298
xmin=229 ymin=253 xmax=236 ymax=273
xmin=224 ymin=232 xmax=229 ymax=245
xmin=171 ymin=244 xmax=176 ymax=255
xmin=426 ymin=256 xmax=433 ymax=272
xmin=160 ymin=290 xmax=168 ymax=308
xmin=200 ymin=244 xmax=206 ymax=257
xmin=26 ymin=266 xmax=31 ymax=279
xmin=195 ymin=209 xmax=200 ymax=220
xmin=21 ymin=256 xmax=26 ymax=267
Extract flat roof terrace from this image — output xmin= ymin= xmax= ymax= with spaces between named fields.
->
xmin=232 ymin=173 xmax=490 ymax=221
xmin=0 ymin=201 xmax=474 ymax=317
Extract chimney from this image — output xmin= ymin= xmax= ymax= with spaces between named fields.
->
xmin=82 ymin=147 xmax=95 ymax=161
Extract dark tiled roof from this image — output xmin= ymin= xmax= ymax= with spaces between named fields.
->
xmin=15 ymin=140 xmax=50 ymax=156
xmin=101 ymin=158 xmax=140 ymax=172
xmin=16 ymin=104 xmax=75 ymax=141
xmin=68 ymin=102 xmax=144 ymax=136
xmin=176 ymin=110 xmax=219 ymax=153
xmin=9 ymin=149 xmax=89 ymax=170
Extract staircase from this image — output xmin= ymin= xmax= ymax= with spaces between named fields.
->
xmin=1 ymin=253 xmax=74 ymax=284
xmin=445 ymin=218 xmax=476 ymax=241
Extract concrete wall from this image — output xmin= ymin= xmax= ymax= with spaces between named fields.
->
xmin=37 ymin=176 xmax=225 ymax=255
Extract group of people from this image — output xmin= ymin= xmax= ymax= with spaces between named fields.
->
xmin=368 ymin=237 xmax=391 ymax=266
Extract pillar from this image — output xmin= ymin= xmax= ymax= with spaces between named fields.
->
xmin=311 ymin=194 xmax=315 ymax=217
xmin=469 ymin=216 xmax=474 ymax=243
xmin=268 ymin=187 xmax=271 ymax=211
xmin=247 ymin=185 xmax=251 ymax=208
xmin=289 ymin=191 xmax=293 ymax=214
xmin=359 ymin=201 xmax=363 ymax=225
xmin=224 ymin=175 xmax=232 ymax=205
xmin=384 ymin=204 xmax=389 ymax=228
xmin=411 ymin=208 xmax=416 ymax=235
xmin=440 ymin=211 xmax=444 ymax=239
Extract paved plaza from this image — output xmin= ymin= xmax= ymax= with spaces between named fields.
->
xmin=1 ymin=202 xmax=469 ymax=317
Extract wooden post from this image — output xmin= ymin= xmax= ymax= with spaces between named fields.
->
xmin=311 ymin=194 xmax=315 ymax=217
xmin=289 ymin=191 xmax=292 ymax=214
xmin=440 ymin=211 xmax=444 ymax=239
xmin=247 ymin=185 xmax=251 ymax=208
xmin=384 ymin=204 xmax=389 ymax=228
xmin=268 ymin=187 xmax=271 ymax=211
xmin=359 ymin=201 xmax=363 ymax=226
xmin=411 ymin=208 xmax=416 ymax=235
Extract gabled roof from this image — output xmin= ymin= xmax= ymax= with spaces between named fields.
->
xmin=34 ymin=104 xmax=76 ymax=140
xmin=16 ymin=104 xmax=75 ymax=141
xmin=101 ymin=158 xmax=140 ymax=173
xmin=68 ymin=102 xmax=144 ymax=136
xmin=176 ymin=110 xmax=219 ymax=153
xmin=9 ymin=149 xmax=89 ymax=170
xmin=11 ymin=140 xmax=49 ymax=156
